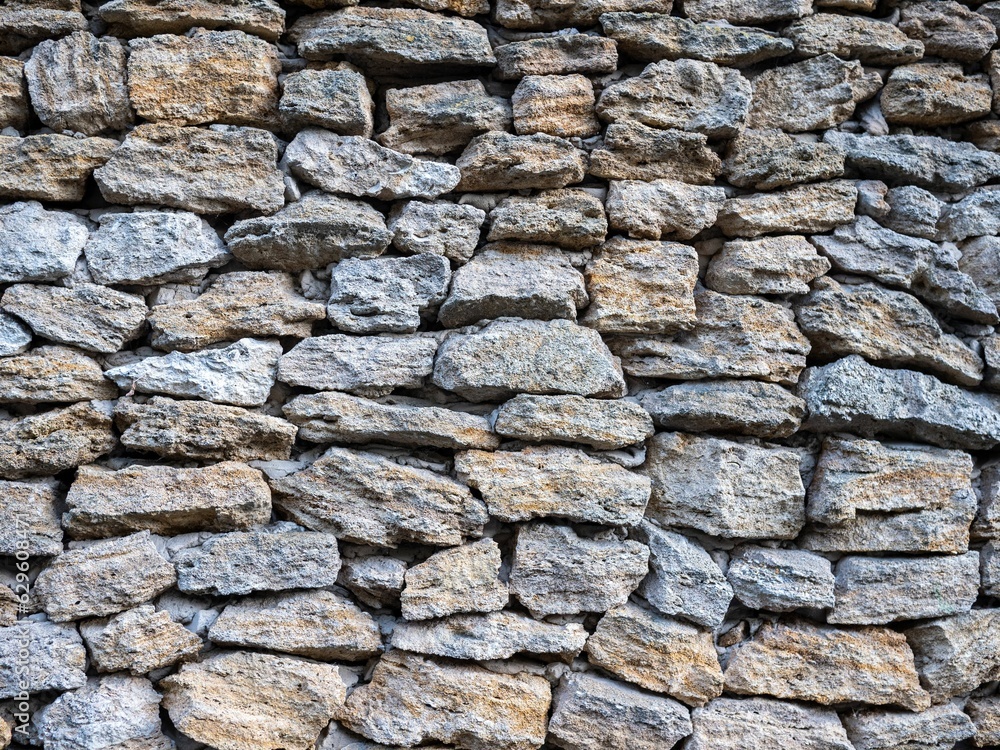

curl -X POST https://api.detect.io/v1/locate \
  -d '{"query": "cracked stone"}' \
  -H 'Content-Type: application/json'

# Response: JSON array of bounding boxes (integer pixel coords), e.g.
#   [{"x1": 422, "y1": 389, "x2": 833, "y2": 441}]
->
[
  {"x1": 782, "y1": 14, "x2": 925, "y2": 65},
  {"x1": 0, "y1": 134, "x2": 116, "y2": 202},
  {"x1": 81, "y1": 605, "x2": 202, "y2": 675},
  {"x1": 400, "y1": 539, "x2": 508, "y2": 620},
  {"x1": 493, "y1": 393, "x2": 653, "y2": 449},
  {"x1": 0, "y1": 345, "x2": 117, "y2": 405},
  {"x1": 882, "y1": 63, "x2": 992, "y2": 127},
  {"x1": 906, "y1": 609, "x2": 1000, "y2": 703},
  {"x1": 705, "y1": 235, "x2": 830, "y2": 295},
  {"x1": 0, "y1": 401, "x2": 117, "y2": 479},
  {"x1": 512, "y1": 74, "x2": 599, "y2": 138},
  {"x1": 0, "y1": 1, "x2": 86, "y2": 55},
  {"x1": 898, "y1": 0, "x2": 997, "y2": 63},
  {"x1": 388, "y1": 200, "x2": 484, "y2": 263},
  {"x1": 589, "y1": 122, "x2": 722, "y2": 184}
]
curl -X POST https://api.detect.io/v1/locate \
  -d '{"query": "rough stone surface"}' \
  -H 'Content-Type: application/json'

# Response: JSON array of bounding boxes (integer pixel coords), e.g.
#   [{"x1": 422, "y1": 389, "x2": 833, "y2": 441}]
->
[
  {"x1": 280, "y1": 67, "x2": 373, "y2": 136},
  {"x1": 722, "y1": 129, "x2": 845, "y2": 191},
  {"x1": 0, "y1": 2, "x2": 86, "y2": 55},
  {"x1": 0, "y1": 401, "x2": 117, "y2": 479},
  {"x1": 705, "y1": 235, "x2": 830, "y2": 295},
  {"x1": 388, "y1": 200, "x2": 484, "y2": 263},
  {"x1": 0, "y1": 202, "x2": 89, "y2": 284},
  {"x1": 588, "y1": 122, "x2": 721, "y2": 184},
  {"x1": 882, "y1": 63, "x2": 992, "y2": 127},
  {"x1": 488, "y1": 189, "x2": 606, "y2": 249},
  {"x1": 0, "y1": 345, "x2": 117, "y2": 405},
  {"x1": 683, "y1": 0, "x2": 809, "y2": 23},
  {"x1": 606, "y1": 178, "x2": 726, "y2": 241},
  {"x1": 99, "y1": 0, "x2": 287, "y2": 40},
  {"x1": 898, "y1": 0, "x2": 997, "y2": 63},
  {"x1": 782, "y1": 14, "x2": 922, "y2": 63},
  {"x1": 513, "y1": 74, "x2": 598, "y2": 138},
  {"x1": 400, "y1": 539, "x2": 507, "y2": 620},
  {"x1": 727, "y1": 546, "x2": 835, "y2": 612},
  {"x1": 81, "y1": 605, "x2": 202, "y2": 674},
  {"x1": 0, "y1": 311, "x2": 31, "y2": 356},
  {"x1": 686, "y1": 697, "x2": 854, "y2": 750},
  {"x1": 0, "y1": 621, "x2": 87, "y2": 699},
  {"x1": 0, "y1": 480, "x2": 63, "y2": 556},
  {"x1": 0, "y1": 57, "x2": 28, "y2": 130},
  {"x1": 456, "y1": 132, "x2": 586, "y2": 191},
  {"x1": 966, "y1": 696, "x2": 1000, "y2": 747},
  {"x1": 842, "y1": 704, "x2": 975, "y2": 750},
  {"x1": 493, "y1": 393, "x2": 653, "y2": 449},
  {"x1": 906, "y1": 609, "x2": 1000, "y2": 703},
  {"x1": 493, "y1": 35, "x2": 618, "y2": 79},
  {"x1": 0, "y1": 135, "x2": 116, "y2": 202},
  {"x1": 716, "y1": 180, "x2": 858, "y2": 238},
  {"x1": 494, "y1": 0, "x2": 671, "y2": 30}
]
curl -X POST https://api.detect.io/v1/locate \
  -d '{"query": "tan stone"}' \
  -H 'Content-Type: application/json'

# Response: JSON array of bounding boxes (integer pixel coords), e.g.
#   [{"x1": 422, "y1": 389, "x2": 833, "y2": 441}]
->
[
  {"x1": 0, "y1": 134, "x2": 116, "y2": 202},
  {"x1": 589, "y1": 122, "x2": 721, "y2": 184},
  {"x1": 883, "y1": 63, "x2": 992, "y2": 126},
  {"x1": 494, "y1": 35, "x2": 618, "y2": 79},
  {"x1": 81, "y1": 605, "x2": 202, "y2": 675},
  {"x1": 0, "y1": 57, "x2": 26, "y2": 130},
  {"x1": 717, "y1": 180, "x2": 858, "y2": 238},
  {"x1": 99, "y1": 0, "x2": 286, "y2": 40},
  {"x1": 0, "y1": 345, "x2": 117, "y2": 405},
  {"x1": 495, "y1": 0, "x2": 671, "y2": 29},
  {"x1": 0, "y1": 401, "x2": 116, "y2": 480},
  {"x1": 722, "y1": 128, "x2": 845, "y2": 191},
  {"x1": 487, "y1": 189, "x2": 606, "y2": 249},
  {"x1": 493, "y1": 393, "x2": 654, "y2": 450},
  {"x1": 607, "y1": 179, "x2": 726, "y2": 240},
  {"x1": 401, "y1": 539, "x2": 508, "y2": 620},
  {"x1": 512, "y1": 74, "x2": 599, "y2": 138},
  {"x1": 705, "y1": 235, "x2": 830, "y2": 295},
  {"x1": 783, "y1": 13, "x2": 924, "y2": 64},
  {"x1": 457, "y1": 132, "x2": 585, "y2": 191}
]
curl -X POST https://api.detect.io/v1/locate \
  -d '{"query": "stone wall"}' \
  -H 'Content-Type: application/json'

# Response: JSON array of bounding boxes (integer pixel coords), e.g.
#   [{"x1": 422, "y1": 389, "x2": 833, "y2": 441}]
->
[{"x1": 2, "y1": 0, "x2": 1000, "y2": 748}]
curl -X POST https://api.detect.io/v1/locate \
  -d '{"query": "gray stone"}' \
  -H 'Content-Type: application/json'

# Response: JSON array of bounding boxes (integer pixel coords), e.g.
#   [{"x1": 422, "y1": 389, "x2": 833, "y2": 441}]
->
[
  {"x1": 0, "y1": 202, "x2": 88, "y2": 284},
  {"x1": 280, "y1": 67, "x2": 373, "y2": 136},
  {"x1": 388, "y1": 200, "x2": 484, "y2": 263},
  {"x1": 80, "y1": 605, "x2": 202, "y2": 675},
  {"x1": 961, "y1": 236, "x2": 1000, "y2": 317},
  {"x1": 400, "y1": 539, "x2": 507, "y2": 620},
  {"x1": 271, "y1": 446, "x2": 487, "y2": 547},
  {"x1": 99, "y1": 0, "x2": 286, "y2": 40},
  {"x1": 512, "y1": 74, "x2": 599, "y2": 138},
  {"x1": 938, "y1": 188, "x2": 1000, "y2": 243},
  {"x1": 510, "y1": 522, "x2": 649, "y2": 618},
  {"x1": 783, "y1": 14, "x2": 925, "y2": 64},
  {"x1": 683, "y1": 0, "x2": 810, "y2": 23},
  {"x1": 966, "y1": 696, "x2": 1000, "y2": 747},
  {"x1": 717, "y1": 180, "x2": 858, "y2": 238},
  {"x1": 0, "y1": 621, "x2": 86, "y2": 699},
  {"x1": 456, "y1": 132, "x2": 586, "y2": 191},
  {"x1": 983, "y1": 542, "x2": 1000, "y2": 595},
  {"x1": 977, "y1": 464, "x2": 1000, "y2": 540},
  {"x1": 727, "y1": 546, "x2": 835, "y2": 612},
  {"x1": 0, "y1": 311, "x2": 30, "y2": 356},
  {"x1": 488, "y1": 189, "x2": 606, "y2": 250},
  {"x1": 494, "y1": 0, "x2": 671, "y2": 30},
  {"x1": 0, "y1": 481, "x2": 62, "y2": 556},
  {"x1": 0, "y1": 1, "x2": 86, "y2": 55},
  {"x1": 494, "y1": 35, "x2": 618, "y2": 80},
  {"x1": 686, "y1": 697, "x2": 854, "y2": 750},
  {"x1": 881, "y1": 185, "x2": 948, "y2": 240},
  {"x1": 588, "y1": 122, "x2": 722, "y2": 184},
  {"x1": 432, "y1": 318, "x2": 626, "y2": 402},
  {"x1": 340, "y1": 555, "x2": 407, "y2": 609},
  {"x1": 709, "y1": 238, "x2": 828, "y2": 298},
  {"x1": 0, "y1": 401, "x2": 117, "y2": 479},
  {"x1": 898, "y1": 0, "x2": 997, "y2": 62},
  {"x1": 722, "y1": 128, "x2": 845, "y2": 191},
  {"x1": 285, "y1": 129, "x2": 460, "y2": 200},
  {"x1": 842, "y1": 704, "x2": 976, "y2": 750},
  {"x1": 606, "y1": 178, "x2": 726, "y2": 240},
  {"x1": 328, "y1": 254, "x2": 450, "y2": 333},
  {"x1": 906, "y1": 609, "x2": 1000, "y2": 702},
  {"x1": 493, "y1": 393, "x2": 653, "y2": 449},
  {"x1": 0, "y1": 345, "x2": 117, "y2": 405},
  {"x1": 882, "y1": 63, "x2": 992, "y2": 127}
]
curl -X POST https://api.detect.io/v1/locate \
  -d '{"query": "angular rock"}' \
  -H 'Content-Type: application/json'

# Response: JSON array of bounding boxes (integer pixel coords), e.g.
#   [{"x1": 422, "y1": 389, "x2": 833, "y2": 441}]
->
[
  {"x1": 586, "y1": 603, "x2": 723, "y2": 706},
  {"x1": 645, "y1": 432, "x2": 805, "y2": 539},
  {"x1": 328, "y1": 254, "x2": 450, "y2": 334},
  {"x1": 0, "y1": 587, "x2": 16, "y2": 627},
  {"x1": 225, "y1": 191, "x2": 391, "y2": 271},
  {"x1": 340, "y1": 650, "x2": 549, "y2": 750},
  {"x1": 488, "y1": 189, "x2": 606, "y2": 249},
  {"x1": 588, "y1": 122, "x2": 721, "y2": 184},
  {"x1": 280, "y1": 67, "x2": 372, "y2": 137},
  {"x1": 512, "y1": 74, "x2": 598, "y2": 138},
  {"x1": 391, "y1": 610, "x2": 586, "y2": 662},
  {"x1": 494, "y1": 0, "x2": 670, "y2": 29},
  {"x1": 798, "y1": 355, "x2": 1000, "y2": 450},
  {"x1": 0, "y1": 621, "x2": 86, "y2": 698},
  {"x1": 174, "y1": 526, "x2": 341, "y2": 596},
  {"x1": 400, "y1": 539, "x2": 507, "y2": 620},
  {"x1": 162, "y1": 650, "x2": 347, "y2": 750},
  {"x1": 94, "y1": 123, "x2": 285, "y2": 214},
  {"x1": 0, "y1": 401, "x2": 116, "y2": 479},
  {"x1": 0, "y1": 311, "x2": 31, "y2": 356},
  {"x1": 437, "y1": 244, "x2": 587, "y2": 327},
  {"x1": 405, "y1": 0, "x2": 489, "y2": 17},
  {"x1": 606, "y1": 178, "x2": 726, "y2": 240},
  {"x1": 0, "y1": 134, "x2": 116, "y2": 202},
  {"x1": 682, "y1": 0, "x2": 810, "y2": 23},
  {"x1": 456, "y1": 446, "x2": 650, "y2": 526},
  {"x1": 548, "y1": 672, "x2": 692, "y2": 750},
  {"x1": 127, "y1": 30, "x2": 280, "y2": 128},
  {"x1": 783, "y1": 14, "x2": 925, "y2": 65},
  {"x1": 842, "y1": 704, "x2": 975, "y2": 750},
  {"x1": 717, "y1": 179, "x2": 858, "y2": 238},
  {"x1": 906, "y1": 609, "x2": 1000, "y2": 702},
  {"x1": 456, "y1": 132, "x2": 585, "y2": 191},
  {"x1": 115, "y1": 396, "x2": 297, "y2": 461},
  {"x1": 961, "y1": 237, "x2": 1000, "y2": 317},
  {"x1": 99, "y1": 0, "x2": 286, "y2": 40},
  {"x1": 493, "y1": 393, "x2": 653, "y2": 449},
  {"x1": 705, "y1": 235, "x2": 831, "y2": 295},
  {"x1": 340, "y1": 554, "x2": 407, "y2": 609},
  {"x1": 0, "y1": 345, "x2": 117, "y2": 405},
  {"x1": 64, "y1": 461, "x2": 271, "y2": 539},
  {"x1": 597, "y1": 59, "x2": 751, "y2": 139},
  {"x1": 278, "y1": 334, "x2": 438, "y2": 395},
  {"x1": 378, "y1": 79, "x2": 511, "y2": 156},
  {"x1": 727, "y1": 546, "x2": 835, "y2": 611},
  {"x1": 285, "y1": 392, "x2": 498, "y2": 450},
  {"x1": 609, "y1": 289, "x2": 811, "y2": 386},
  {"x1": 0, "y1": 202, "x2": 89, "y2": 284},
  {"x1": 388, "y1": 200, "x2": 484, "y2": 263},
  {"x1": 722, "y1": 128, "x2": 844, "y2": 190},
  {"x1": 35, "y1": 532, "x2": 176, "y2": 622},
  {"x1": 271, "y1": 446, "x2": 487, "y2": 547},
  {"x1": 935, "y1": 188, "x2": 1000, "y2": 243},
  {"x1": 209, "y1": 590, "x2": 380, "y2": 661},
  {"x1": 882, "y1": 63, "x2": 992, "y2": 127},
  {"x1": 640, "y1": 380, "x2": 806, "y2": 438},
  {"x1": 983, "y1": 543, "x2": 1000, "y2": 595},
  {"x1": 635, "y1": 522, "x2": 732, "y2": 628},
  {"x1": 81, "y1": 605, "x2": 202, "y2": 674},
  {"x1": 494, "y1": 35, "x2": 618, "y2": 79},
  {"x1": 725, "y1": 619, "x2": 930, "y2": 711},
  {"x1": 898, "y1": 0, "x2": 997, "y2": 62},
  {"x1": 0, "y1": 1, "x2": 87, "y2": 55},
  {"x1": 686, "y1": 697, "x2": 854, "y2": 750},
  {"x1": 25, "y1": 31, "x2": 131, "y2": 135},
  {"x1": 0, "y1": 481, "x2": 62, "y2": 556},
  {"x1": 966, "y1": 696, "x2": 1000, "y2": 747},
  {"x1": 432, "y1": 318, "x2": 626, "y2": 401}
]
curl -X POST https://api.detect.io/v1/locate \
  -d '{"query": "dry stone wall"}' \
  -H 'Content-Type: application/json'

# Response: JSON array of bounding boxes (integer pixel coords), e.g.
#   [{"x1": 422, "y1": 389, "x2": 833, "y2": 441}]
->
[{"x1": 4, "y1": 0, "x2": 1000, "y2": 748}]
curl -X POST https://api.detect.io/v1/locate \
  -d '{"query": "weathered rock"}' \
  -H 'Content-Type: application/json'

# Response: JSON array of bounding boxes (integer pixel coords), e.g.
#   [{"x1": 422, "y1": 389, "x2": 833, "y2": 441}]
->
[
  {"x1": 0, "y1": 202, "x2": 89, "y2": 284},
  {"x1": 225, "y1": 191, "x2": 391, "y2": 271},
  {"x1": 645, "y1": 432, "x2": 805, "y2": 539},
  {"x1": 278, "y1": 334, "x2": 438, "y2": 395},
  {"x1": 0, "y1": 134, "x2": 116, "y2": 202},
  {"x1": 405, "y1": 0, "x2": 488, "y2": 17},
  {"x1": 0, "y1": 621, "x2": 86, "y2": 698},
  {"x1": 388, "y1": 200, "x2": 484, "y2": 263},
  {"x1": 0, "y1": 311, "x2": 30, "y2": 357},
  {"x1": 512, "y1": 74, "x2": 598, "y2": 138},
  {"x1": 0, "y1": 401, "x2": 116, "y2": 479},
  {"x1": 597, "y1": 59, "x2": 751, "y2": 139},
  {"x1": 488, "y1": 189, "x2": 606, "y2": 249},
  {"x1": 115, "y1": 396, "x2": 297, "y2": 461},
  {"x1": 640, "y1": 380, "x2": 806, "y2": 438},
  {"x1": 682, "y1": 0, "x2": 811, "y2": 24},
  {"x1": 795, "y1": 278, "x2": 984, "y2": 387},
  {"x1": 588, "y1": 122, "x2": 721, "y2": 184},
  {"x1": 880, "y1": 185, "x2": 945, "y2": 239},
  {"x1": 0, "y1": 345, "x2": 116, "y2": 405},
  {"x1": 340, "y1": 650, "x2": 549, "y2": 750},
  {"x1": 722, "y1": 129, "x2": 844, "y2": 191},
  {"x1": 209, "y1": 590, "x2": 380, "y2": 661},
  {"x1": 510, "y1": 522, "x2": 649, "y2": 617},
  {"x1": 717, "y1": 179, "x2": 857, "y2": 238},
  {"x1": 328, "y1": 254, "x2": 450, "y2": 333},
  {"x1": 391, "y1": 611, "x2": 586, "y2": 662},
  {"x1": 782, "y1": 14, "x2": 925, "y2": 64},
  {"x1": 64, "y1": 461, "x2": 271, "y2": 539},
  {"x1": 99, "y1": 0, "x2": 286, "y2": 40},
  {"x1": 280, "y1": 67, "x2": 373, "y2": 137},
  {"x1": 824, "y1": 131, "x2": 1000, "y2": 191},
  {"x1": 0, "y1": 481, "x2": 62, "y2": 556},
  {"x1": 606, "y1": 178, "x2": 726, "y2": 240},
  {"x1": 456, "y1": 132, "x2": 585, "y2": 191},
  {"x1": 162, "y1": 650, "x2": 347, "y2": 750},
  {"x1": 456, "y1": 446, "x2": 650, "y2": 526},
  {"x1": 35, "y1": 532, "x2": 176, "y2": 622},
  {"x1": 493, "y1": 393, "x2": 653, "y2": 449},
  {"x1": 842, "y1": 704, "x2": 976, "y2": 750},
  {"x1": 898, "y1": 0, "x2": 997, "y2": 62},
  {"x1": 340, "y1": 554, "x2": 407, "y2": 609},
  {"x1": 174, "y1": 526, "x2": 341, "y2": 596},
  {"x1": 0, "y1": 587, "x2": 16, "y2": 627},
  {"x1": 0, "y1": 58, "x2": 26, "y2": 128},
  {"x1": 401, "y1": 539, "x2": 507, "y2": 620},
  {"x1": 906, "y1": 609, "x2": 1000, "y2": 702},
  {"x1": 25, "y1": 31, "x2": 131, "y2": 135},
  {"x1": 799, "y1": 356, "x2": 1000, "y2": 450},
  {"x1": 935, "y1": 188, "x2": 1000, "y2": 243},
  {"x1": 882, "y1": 63, "x2": 992, "y2": 127},
  {"x1": 548, "y1": 672, "x2": 692, "y2": 750},
  {"x1": 285, "y1": 392, "x2": 498, "y2": 450},
  {"x1": 725, "y1": 619, "x2": 930, "y2": 711},
  {"x1": 961, "y1": 237, "x2": 1000, "y2": 317},
  {"x1": 0, "y1": 716, "x2": 10, "y2": 749},
  {"x1": 0, "y1": 1, "x2": 87, "y2": 55},
  {"x1": 686, "y1": 697, "x2": 853, "y2": 750},
  {"x1": 586, "y1": 602, "x2": 723, "y2": 706},
  {"x1": 379, "y1": 80, "x2": 511, "y2": 156},
  {"x1": 494, "y1": 35, "x2": 618, "y2": 79},
  {"x1": 432, "y1": 318, "x2": 626, "y2": 401},
  {"x1": 635, "y1": 521, "x2": 732, "y2": 628},
  {"x1": 437, "y1": 244, "x2": 587, "y2": 327},
  {"x1": 271, "y1": 446, "x2": 486, "y2": 547},
  {"x1": 290, "y1": 7, "x2": 495, "y2": 73},
  {"x1": 706, "y1": 235, "x2": 830, "y2": 295},
  {"x1": 727, "y1": 546, "x2": 835, "y2": 611},
  {"x1": 983, "y1": 542, "x2": 1000, "y2": 595},
  {"x1": 609, "y1": 289, "x2": 811, "y2": 385},
  {"x1": 495, "y1": 0, "x2": 670, "y2": 29},
  {"x1": 81, "y1": 605, "x2": 202, "y2": 674},
  {"x1": 966, "y1": 696, "x2": 1000, "y2": 746}
]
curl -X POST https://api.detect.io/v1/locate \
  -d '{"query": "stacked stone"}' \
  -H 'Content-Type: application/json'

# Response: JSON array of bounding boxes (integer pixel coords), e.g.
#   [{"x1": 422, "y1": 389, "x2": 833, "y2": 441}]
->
[{"x1": 4, "y1": 0, "x2": 1000, "y2": 748}]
